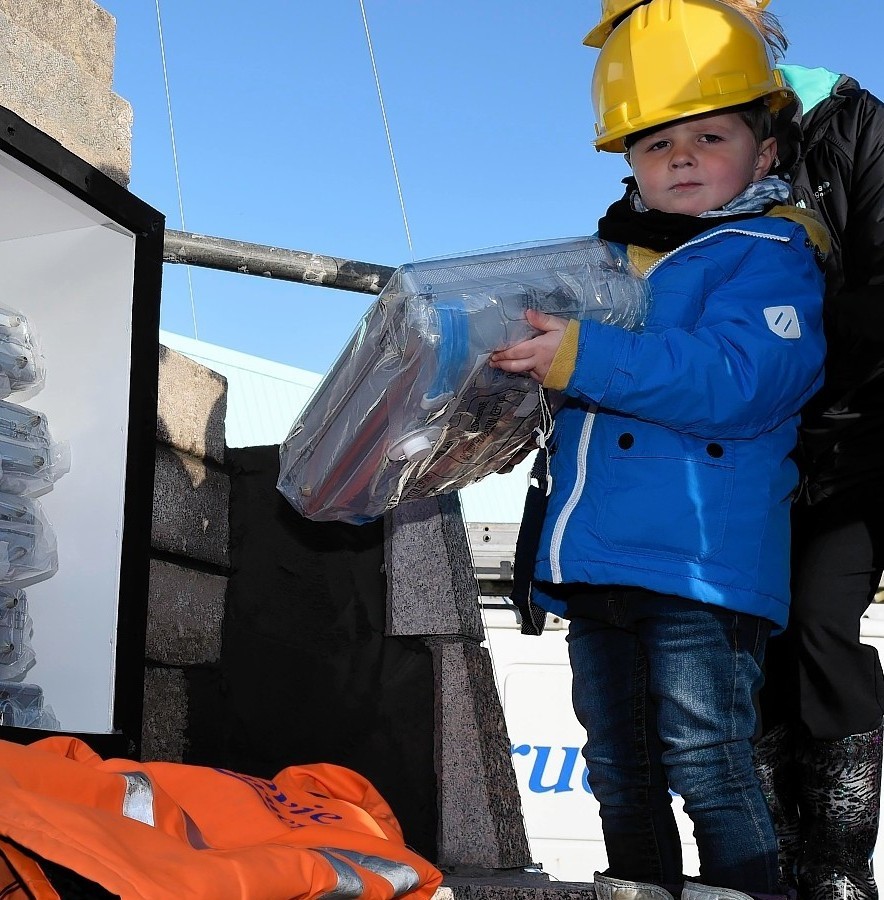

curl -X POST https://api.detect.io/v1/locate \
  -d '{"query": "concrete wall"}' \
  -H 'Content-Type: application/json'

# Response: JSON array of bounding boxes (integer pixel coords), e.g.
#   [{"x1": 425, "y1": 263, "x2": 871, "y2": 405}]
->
[
  {"x1": 0, "y1": 0, "x2": 131, "y2": 185},
  {"x1": 142, "y1": 346, "x2": 230, "y2": 761}
]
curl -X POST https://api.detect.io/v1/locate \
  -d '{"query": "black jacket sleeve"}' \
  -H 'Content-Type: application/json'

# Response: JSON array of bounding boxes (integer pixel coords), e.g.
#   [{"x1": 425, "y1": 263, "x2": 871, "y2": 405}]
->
[{"x1": 826, "y1": 88, "x2": 884, "y2": 346}]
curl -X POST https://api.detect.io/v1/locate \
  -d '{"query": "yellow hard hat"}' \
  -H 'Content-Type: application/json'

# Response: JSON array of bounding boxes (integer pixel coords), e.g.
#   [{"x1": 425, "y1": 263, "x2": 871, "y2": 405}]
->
[
  {"x1": 591, "y1": 0, "x2": 792, "y2": 152},
  {"x1": 583, "y1": 0, "x2": 772, "y2": 48}
]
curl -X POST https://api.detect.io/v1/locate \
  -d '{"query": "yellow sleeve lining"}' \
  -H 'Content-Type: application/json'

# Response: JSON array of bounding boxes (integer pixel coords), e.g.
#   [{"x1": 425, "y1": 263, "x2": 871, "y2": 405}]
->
[{"x1": 543, "y1": 319, "x2": 581, "y2": 391}]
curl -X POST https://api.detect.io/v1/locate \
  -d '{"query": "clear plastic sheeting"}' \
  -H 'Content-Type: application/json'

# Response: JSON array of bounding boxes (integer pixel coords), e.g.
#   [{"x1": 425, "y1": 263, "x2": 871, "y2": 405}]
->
[
  {"x1": 0, "y1": 590, "x2": 34, "y2": 681},
  {"x1": 278, "y1": 237, "x2": 650, "y2": 524},
  {"x1": 0, "y1": 493, "x2": 57, "y2": 587},
  {"x1": 0, "y1": 308, "x2": 45, "y2": 400},
  {"x1": 0, "y1": 400, "x2": 69, "y2": 496}
]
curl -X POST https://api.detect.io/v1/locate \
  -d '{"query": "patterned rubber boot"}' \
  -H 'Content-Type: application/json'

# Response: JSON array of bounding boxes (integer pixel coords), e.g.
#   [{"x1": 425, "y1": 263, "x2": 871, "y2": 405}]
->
[
  {"x1": 753, "y1": 723, "x2": 802, "y2": 890},
  {"x1": 797, "y1": 723, "x2": 884, "y2": 900},
  {"x1": 592, "y1": 872, "x2": 677, "y2": 900}
]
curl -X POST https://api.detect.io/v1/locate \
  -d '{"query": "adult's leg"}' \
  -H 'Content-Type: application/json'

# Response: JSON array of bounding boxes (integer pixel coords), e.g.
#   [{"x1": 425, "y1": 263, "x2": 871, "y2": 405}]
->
[
  {"x1": 781, "y1": 505, "x2": 884, "y2": 740},
  {"x1": 568, "y1": 601, "x2": 683, "y2": 884},
  {"x1": 763, "y1": 504, "x2": 884, "y2": 898}
]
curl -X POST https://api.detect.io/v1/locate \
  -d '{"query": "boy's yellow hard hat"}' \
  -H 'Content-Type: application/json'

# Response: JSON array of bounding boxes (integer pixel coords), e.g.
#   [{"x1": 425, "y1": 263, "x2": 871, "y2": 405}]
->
[
  {"x1": 583, "y1": 0, "x2": 772, "y2": 48},
  {"x1": 591, "y1": 0, "x2": 792, "y2": 152}
]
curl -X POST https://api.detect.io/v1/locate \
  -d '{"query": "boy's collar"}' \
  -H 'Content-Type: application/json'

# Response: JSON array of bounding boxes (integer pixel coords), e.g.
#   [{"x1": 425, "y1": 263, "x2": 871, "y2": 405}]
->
[{"x1": 630, "y1": 175, "x2": 792, "y2": 219}]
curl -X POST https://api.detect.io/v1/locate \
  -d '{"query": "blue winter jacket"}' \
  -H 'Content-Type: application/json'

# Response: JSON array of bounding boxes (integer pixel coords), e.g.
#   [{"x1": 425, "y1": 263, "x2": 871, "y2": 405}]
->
[{"x1": 532, "y1": 213, "x2": 826, "y2": 629}]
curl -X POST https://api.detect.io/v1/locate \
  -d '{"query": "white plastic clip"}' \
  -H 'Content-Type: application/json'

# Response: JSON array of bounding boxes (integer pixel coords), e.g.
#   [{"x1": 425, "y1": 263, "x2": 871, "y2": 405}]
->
[{"x1": 535, "y1": 386, "x2": 554, "y2": 496}]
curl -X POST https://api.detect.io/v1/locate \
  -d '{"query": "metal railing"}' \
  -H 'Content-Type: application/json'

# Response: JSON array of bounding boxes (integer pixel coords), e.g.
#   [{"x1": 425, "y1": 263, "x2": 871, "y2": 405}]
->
[{"x1": 162, "y1": 229, "x2": 396, "y2": 295}]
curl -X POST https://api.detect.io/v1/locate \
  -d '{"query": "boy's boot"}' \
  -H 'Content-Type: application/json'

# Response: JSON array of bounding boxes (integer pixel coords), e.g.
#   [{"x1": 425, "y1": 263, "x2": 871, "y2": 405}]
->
[
  {"x1": 753, "y1": 723, "x2": 802, "y2": 889},
  {"x1": 592, "y1": 873, "x2": 677, "y2": 900},
  {"x1": 681, "y1": 884, "x2": 755, "y2": 900},
  {"x1": 681, "y1": 884, "x2": 795, "y2": 900},
  {"x1": 796, "y1": 722, "x2": 883, "y2": 900}
]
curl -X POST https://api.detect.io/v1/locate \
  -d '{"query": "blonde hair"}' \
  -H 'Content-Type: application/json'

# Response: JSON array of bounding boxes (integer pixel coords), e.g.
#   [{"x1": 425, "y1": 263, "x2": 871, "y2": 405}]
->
[{"x1": 718, "y1": 0, "x2": 789, "y2": 59}]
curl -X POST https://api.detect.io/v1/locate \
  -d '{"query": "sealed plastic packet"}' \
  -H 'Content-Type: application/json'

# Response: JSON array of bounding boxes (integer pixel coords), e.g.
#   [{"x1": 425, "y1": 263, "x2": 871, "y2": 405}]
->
[
  {"x1": 0, "y1": 400, "x2": 69, "y2": 496},
  {"x1": 0, "y1": 308, "x2": 45, "y2": 401},
  {"x1": 278, "y1": 237, "x2": 650, "y2": 524},
  {"x1": 0, "y1": 494, "x2": 58, "y2": 586},
  {"x1": 0, "y1": 590, "x2": 35, "y2": 681}
]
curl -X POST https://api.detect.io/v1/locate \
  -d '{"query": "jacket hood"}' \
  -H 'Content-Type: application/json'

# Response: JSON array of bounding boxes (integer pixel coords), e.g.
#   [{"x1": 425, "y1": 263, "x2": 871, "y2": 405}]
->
[
  {"x1": 773, "y1": 66, "x2": 858, "y2": 175},
  {"x1": 779, "y1": 65, "x2": 841, "y2": 115}
]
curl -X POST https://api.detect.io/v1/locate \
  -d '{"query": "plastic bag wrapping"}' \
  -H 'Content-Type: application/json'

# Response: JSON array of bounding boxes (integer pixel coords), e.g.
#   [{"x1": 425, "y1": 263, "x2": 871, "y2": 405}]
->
[
  {"x1": 0, "y1": 590, "x2": 34, "y2": 681},
  {"x1": 278, "y1": 237, "x2": 650, "y2": 523},
  {"x1": 0, "y1": 494, "x2": 57, "y2": 587},
  {"x1": 0, "y1": 400, "x2": 69, "y2": 496},
  {"x1": 0, "y1": 681, "x2": 58, "y2": 729},
  {"x1": 0, "y1": 308, "x2": 45, "y2": 401}
]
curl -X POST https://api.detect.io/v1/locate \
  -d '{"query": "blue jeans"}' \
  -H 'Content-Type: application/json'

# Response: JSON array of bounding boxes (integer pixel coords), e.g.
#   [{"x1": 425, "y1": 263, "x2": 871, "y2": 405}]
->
[{"x1": 566, "y1": 587, "x2": 778, "y2": 891}]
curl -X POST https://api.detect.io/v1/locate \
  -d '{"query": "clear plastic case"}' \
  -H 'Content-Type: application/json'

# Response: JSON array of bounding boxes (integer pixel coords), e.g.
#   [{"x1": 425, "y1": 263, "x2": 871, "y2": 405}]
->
[
  {"x1": 0, "y1": 589, "x2": 34, "y2": 680},
  {"x1": 0, "y1": 681, "x2": 58, "y2": 729},
  {"x1": 0, "y1": 400, "x2": 69, "y2": 496},
  {"x1": 278, "y1": 237, "x2": 650, "y2": 523},
  {"x1": 0, "y1": 493, "x2": 57, "y2": 586},
  {"x1": 0, "y1": 308, "x2": 45, "y2": 400}
]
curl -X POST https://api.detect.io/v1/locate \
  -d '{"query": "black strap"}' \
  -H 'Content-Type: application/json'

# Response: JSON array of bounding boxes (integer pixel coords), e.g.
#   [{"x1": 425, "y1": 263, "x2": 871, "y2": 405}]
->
[{"x1": 510, "y1": 448, "x2": 549, "y2": 636}]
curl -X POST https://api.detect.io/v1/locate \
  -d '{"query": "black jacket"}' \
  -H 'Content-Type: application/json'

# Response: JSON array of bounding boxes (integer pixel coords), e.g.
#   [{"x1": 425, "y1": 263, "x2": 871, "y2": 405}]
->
[{"x1": 777, "y1": 72, "x2": 884, "y2": 507}]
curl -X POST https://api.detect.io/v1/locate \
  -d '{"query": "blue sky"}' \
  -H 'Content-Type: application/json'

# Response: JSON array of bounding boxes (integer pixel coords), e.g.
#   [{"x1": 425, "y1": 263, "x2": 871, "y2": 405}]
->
[{"x1": 101, "y1": 1, "x2": 881, "y2": 375}]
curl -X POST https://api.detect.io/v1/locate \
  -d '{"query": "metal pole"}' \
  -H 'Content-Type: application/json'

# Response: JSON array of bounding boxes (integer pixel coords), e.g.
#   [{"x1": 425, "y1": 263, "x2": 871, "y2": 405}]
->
[{"x1": 163, "y1": 229, "x2": 397, "y2": 295}]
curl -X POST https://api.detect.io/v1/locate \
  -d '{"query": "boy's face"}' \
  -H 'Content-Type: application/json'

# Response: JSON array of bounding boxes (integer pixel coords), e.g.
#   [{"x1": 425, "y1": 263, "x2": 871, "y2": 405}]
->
[{"x1": 627, "y1": 111, "x2": 777, "y2": 216}]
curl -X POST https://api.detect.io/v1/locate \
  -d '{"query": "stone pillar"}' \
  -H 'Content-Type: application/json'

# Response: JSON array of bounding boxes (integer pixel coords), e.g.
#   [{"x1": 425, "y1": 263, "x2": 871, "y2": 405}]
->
[
  {"x1": 141, "y1": 346, "x2": 230, "y2": 761},
  {"x1": 0, "y1": 0, "x2": 132, "y2": 185},
  {"x1": 386, "y1": 494, "x2": 532, "y2": 870}
]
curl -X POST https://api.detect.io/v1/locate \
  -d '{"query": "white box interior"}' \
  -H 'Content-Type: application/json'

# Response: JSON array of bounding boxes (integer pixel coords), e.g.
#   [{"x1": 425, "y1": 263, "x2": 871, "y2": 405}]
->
[{"x1": 0, "y1": 148, "x2": 137, "y2": 733}]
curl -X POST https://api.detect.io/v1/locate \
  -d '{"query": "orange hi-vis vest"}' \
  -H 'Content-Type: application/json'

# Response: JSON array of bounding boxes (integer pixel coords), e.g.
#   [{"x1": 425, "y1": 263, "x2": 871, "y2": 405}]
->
[{"x1": 0, "y1": 736, "x2": 443, "y2": 900}]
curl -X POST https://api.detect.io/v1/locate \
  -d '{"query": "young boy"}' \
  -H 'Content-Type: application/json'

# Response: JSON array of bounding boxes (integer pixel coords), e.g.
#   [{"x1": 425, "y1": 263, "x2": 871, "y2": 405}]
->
[{"x1": 490, "y1": 0, "x2": 828, "y2": 896}]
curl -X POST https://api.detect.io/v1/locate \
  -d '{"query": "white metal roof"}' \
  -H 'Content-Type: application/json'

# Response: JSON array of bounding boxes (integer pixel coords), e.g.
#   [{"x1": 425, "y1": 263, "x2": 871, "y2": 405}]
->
[
  {"x1": 160, "y1": 331, "x2": 321, "y2": 449},
  {"x1": 159, "y1": 330, "x2": 530, "y2": 524}
]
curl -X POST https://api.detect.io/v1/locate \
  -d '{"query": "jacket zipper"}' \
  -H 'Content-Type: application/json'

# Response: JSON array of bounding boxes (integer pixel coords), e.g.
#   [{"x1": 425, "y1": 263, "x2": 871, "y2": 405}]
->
[
  {"x1": 645, "y1": 228, "x2": 789, "y2": 277},
  {"x1": 548, "y1": 226, "x2": 791, "y2": 580}
]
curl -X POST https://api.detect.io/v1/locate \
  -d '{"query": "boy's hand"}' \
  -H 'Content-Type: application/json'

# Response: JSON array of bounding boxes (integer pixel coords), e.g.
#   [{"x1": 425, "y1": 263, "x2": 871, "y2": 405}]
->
[{"x1": 489, "y1": 309, "x2": 569, "y2": 383}]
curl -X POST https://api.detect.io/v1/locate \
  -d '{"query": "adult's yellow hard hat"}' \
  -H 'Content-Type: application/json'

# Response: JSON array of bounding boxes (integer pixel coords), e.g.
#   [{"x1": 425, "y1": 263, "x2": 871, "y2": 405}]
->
[
  {"x1": 591, "y1": 0, "x2": 792, "y2": 153},
  {"x1": 583, "y1": 0, "x2": 772, "y2": 48}
]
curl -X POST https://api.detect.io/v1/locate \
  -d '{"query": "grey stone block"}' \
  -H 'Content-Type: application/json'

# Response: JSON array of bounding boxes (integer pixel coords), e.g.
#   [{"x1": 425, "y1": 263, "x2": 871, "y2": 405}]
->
[
  {"x1": 431, "y1": 639, "x2": 531, "y2": 869},
  {"x1": 141, "y1": 666, "x2": 188, "y2": 763},
  {"x1": 151, "y1": 445, "x2": 230, "y2": 568},
  {"x1": 158, "y1": 345, "x2": 227, "y2": 465},
  {"x1": 0, "y1": 9, "x2": 131, "y2": 185},
  {"x1": 146, "y1": 558, "x2": 227, "y2": 666},
  {"x1": 437, "y1": 875, "x2": 596, "y2": 900},
  {"x1": 0, "y1": 0, "x2": 116, "y2": 87},
  {"x1": 386, "y1": 494, "x2": 483, "y2": 640}
]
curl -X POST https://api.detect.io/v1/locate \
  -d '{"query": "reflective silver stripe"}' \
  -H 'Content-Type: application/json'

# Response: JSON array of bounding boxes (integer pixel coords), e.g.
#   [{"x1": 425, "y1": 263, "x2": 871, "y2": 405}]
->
[
  {"x1": 315, "y1": 850, "x2": 364, "y2": 900},
  {"x1": 550, "y1": 408, "x2": 596, "y2": 583},
  {"x1": 120, "y1": 772, "x2": 155, "y2": 827},
  {"x1": 331, "y1": 850, "x2": 420, "y2": 897}
]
